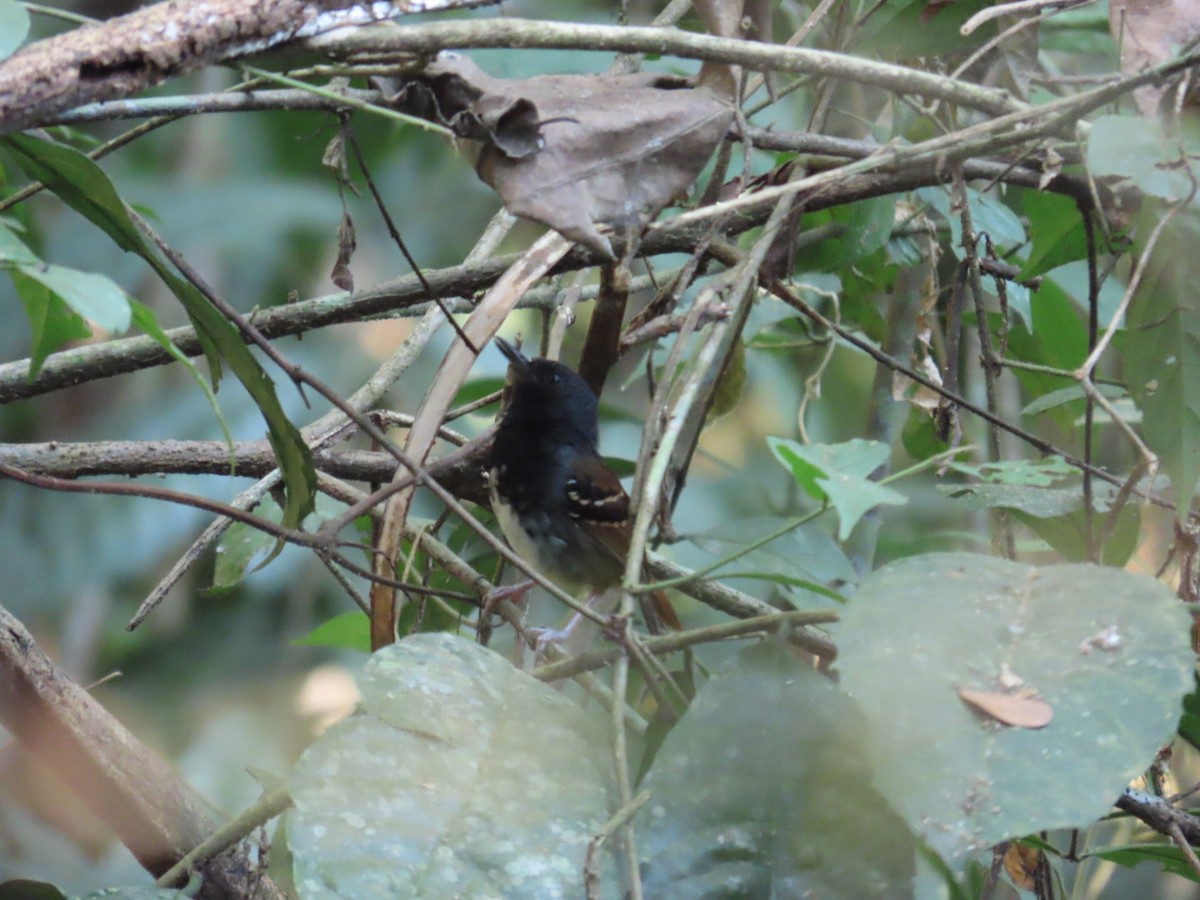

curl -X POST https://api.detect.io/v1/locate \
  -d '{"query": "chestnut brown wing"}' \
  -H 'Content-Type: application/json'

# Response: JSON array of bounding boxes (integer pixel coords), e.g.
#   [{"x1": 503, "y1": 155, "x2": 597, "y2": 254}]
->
[{"x1": 563, "y1": 454, "x2": 681, "y2": 632}]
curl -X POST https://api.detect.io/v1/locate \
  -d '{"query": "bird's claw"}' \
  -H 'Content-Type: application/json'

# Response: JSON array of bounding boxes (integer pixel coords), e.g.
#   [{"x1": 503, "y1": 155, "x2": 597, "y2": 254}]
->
[
  {"x1": 484, "y1": 579, "x2": 533, "y2": 614},
  {"x1": 527, "y1": 609, "x2": 586, "y2": 659},
  {"x1": 527, "y1": 625, "x2": 573, "y2": 658}
]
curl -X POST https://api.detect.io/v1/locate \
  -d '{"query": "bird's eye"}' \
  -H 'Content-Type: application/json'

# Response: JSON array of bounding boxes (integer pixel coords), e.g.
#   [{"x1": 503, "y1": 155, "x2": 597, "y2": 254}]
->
[{"x1": 551, "y1": 372, "x2": 561, "y2": 383}]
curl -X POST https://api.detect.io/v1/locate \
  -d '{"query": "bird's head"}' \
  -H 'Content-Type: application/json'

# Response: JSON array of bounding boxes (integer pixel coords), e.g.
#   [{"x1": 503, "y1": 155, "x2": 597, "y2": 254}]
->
[{"x1": 495, "y1": 337, "x2": 599, "y2": 446}]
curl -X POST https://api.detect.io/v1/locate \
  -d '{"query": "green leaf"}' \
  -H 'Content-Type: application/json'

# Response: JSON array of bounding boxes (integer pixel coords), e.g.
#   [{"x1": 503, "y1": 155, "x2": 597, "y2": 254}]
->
[
  {"x1": 1124, "y1": 209, "x2": 1200, "y2": 512},
  {"x1": 1006, "y1": 279, "x2": 1090, "y2": 431},
  {"x1": 0, "y1": 0, "x2": 30, "y2": 61},
  {"x1": 1022, "y1": 383, "x2": 1125, "y2": 418},
  {"x1": 916, "y1": 843, "x2": 973, "y2": 900},
  {"x1": 292, "y1": 611, "x2": 370, "y2": 652},
  {"x1": 836, "y1": 553, "x2": 1193, "y2": 864},
  {"x1": 0, "y1": 219, "x2": 37, "y2": 264},
  {"x1": 937, "y1": 483, "x2": 1082, "y2": 518},
  {"x1": 706, "y1": 338, "x2": 746, "y2": 422},
  {"x1": 917, "y1": 186, "x2": 1026, "y2": 254},
  {"x1": 2, "y1": 134, "x2": 223, "y2": 377},
  {"x1": 1019, "y1": 190, "x2": 1087, "y2": 279},
  {"x1": 857, "y1": 0, "x2": 994, "y2": 58},
  {"x1": 1088, "y1": 116, "x2": 1195, "y2": 201},
  {"x1": 1014, "y1": 504, "x2": 1141, "y2": 567},
  {"x1": 16, "y1": 262, "x2": 131, "y2": 332},
  {"x1": 802, "y1": 196, "x2": 897, "y2": 272},
  {"x1": 970, "y1": 191, "x2": 1026, "y2": 253},
  {"x1": 689, "y1": 517, "x2": 857, "y2": 597},
  {"x1": 3, "y1": 133, "x2": 316, "y2": 531},
  {"x1": 767, "y1": 436, "x2": 829, "y2": 500},
  {"x1": 769, "y1": 438, "x2": 908, "y2": 539},
  {"x1": 946, "y1": 456, "x2": 1074, "y2": 486},
  {"x1": 213, "y1": 497, "x2": 284, "y2": 590},
  {"x1": 215, "y1": 493, "x2": 349, "y2": 589},
  {"x1": 288, "y1": 634, "x2": 617, "y2": 897},
  {"x1": 1179, "y1": 674, "x2": 1200, "y2": 751},
  {"x1": 453, "y1": 376, "x2": 505, "y2": 407},
  {"x1": 128, "y1": 300, "x2": 235, "y2": 454},
  {"x1": 11, "y1": 269, "x2": 92, "y2": 377},
  {"x1": 1091, "y1": 842, "x2": 1200, "y2": 883},
  {"x1": 1004, "y1": 281, "x2": 1032, "y2": 331},
  {"x1": 641, "y1": 640, "x2": 916, "y2": 898},
  {"x1": 0, "y1": 880, "x2": 66, "y2": 900}
]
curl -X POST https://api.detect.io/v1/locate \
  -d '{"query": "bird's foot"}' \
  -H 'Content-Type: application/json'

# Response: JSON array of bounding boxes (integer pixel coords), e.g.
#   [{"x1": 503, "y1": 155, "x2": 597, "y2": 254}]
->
[
  {"x1": 528, "y1": 612, "x2": 583, "y2": 658},
  {"x1": 484, "y1": 579, "x2": 534, "y2": 614}
]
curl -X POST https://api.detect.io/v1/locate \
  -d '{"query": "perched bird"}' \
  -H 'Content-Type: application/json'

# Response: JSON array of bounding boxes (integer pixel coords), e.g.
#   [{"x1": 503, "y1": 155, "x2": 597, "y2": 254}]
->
[{"x1": 487, "y1": 337, "x2": 680, "y2": 637}]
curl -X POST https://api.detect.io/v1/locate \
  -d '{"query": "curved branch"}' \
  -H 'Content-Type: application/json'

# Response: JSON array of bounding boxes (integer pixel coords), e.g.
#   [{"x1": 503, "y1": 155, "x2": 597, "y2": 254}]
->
[{"x1": 311, "y1": 18, "x2": 1025, "y2": 117}]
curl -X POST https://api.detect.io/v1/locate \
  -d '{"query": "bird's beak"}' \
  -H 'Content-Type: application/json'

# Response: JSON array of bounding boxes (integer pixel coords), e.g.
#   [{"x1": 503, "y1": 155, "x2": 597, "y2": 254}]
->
[{"x1": 495, "y1": 336, "x2": 530, "y2": 376}]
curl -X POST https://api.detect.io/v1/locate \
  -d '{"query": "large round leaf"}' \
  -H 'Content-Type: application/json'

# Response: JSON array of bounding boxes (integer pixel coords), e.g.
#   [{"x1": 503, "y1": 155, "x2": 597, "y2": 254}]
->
[
  {"x1": 288, "y1": 634, "x2": 617, "y2": 898},
  {"x1": 835, "y1": 552, "x2": 1193, "y2": 863},
  {"x1": 641, "y1": 641, "x2": 915, "y2": 898}
]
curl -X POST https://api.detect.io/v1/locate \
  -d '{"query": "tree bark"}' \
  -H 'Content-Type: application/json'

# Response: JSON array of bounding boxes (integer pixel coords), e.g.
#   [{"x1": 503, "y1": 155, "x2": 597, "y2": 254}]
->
[
  {"x1": 0, "y1": 604, "x2": 286, "y2": 897},
  {"x1": 0, "y1": 0, "x2": 492, "y2": 136}
]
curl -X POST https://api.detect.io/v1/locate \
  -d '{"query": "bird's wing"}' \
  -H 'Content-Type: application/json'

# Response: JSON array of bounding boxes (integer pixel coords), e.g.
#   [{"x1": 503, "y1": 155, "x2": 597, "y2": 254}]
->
[{"x1": 563, "y1": 454, "x2": 682, "y2": 632}]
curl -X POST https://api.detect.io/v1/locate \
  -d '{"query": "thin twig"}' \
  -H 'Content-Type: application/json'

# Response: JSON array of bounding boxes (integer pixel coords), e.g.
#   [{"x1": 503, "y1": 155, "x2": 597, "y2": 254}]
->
[
  {"x1": 584, "y1": 791, "x2": 651, "y2": 900},
  {"x1": 953, "y1": 171, "x2": 1015, "y2": 559},
  {"x1": 533, "y1": 610, "x2": 838, "y2": 682},
  {"x1": 1169, "y1": 823, "x2": 1200, "y2": 880},
  {"x1": 960, "y1": 0, "x2": 1092, "y2": 36},
  {"x1": 609, "y1": 634, "x2": 642, "y2": 900},
  {"x1": 156, "y1": 787, "x2": 294, "y2": 889}
]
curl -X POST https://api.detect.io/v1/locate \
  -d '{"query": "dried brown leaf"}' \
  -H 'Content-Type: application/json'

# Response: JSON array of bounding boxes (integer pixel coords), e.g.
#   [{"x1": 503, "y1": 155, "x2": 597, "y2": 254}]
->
[
  {"x1": 386, "y1": 53, "x2": 733, "y2": 257},
  {"x1": 958, "y1": 687, "x2": 1054, "y2": 729},
  {"x1": 695, "y1": 0, "x2": 744, "y2": 98},
  {"x1": 1110, "y1": 0, "x2": 1200, "y2": 116},
  {"x1": 1003, "y1": 842, "x2": 1042, "y2": 891},
  {"x1": 322, "y1": 129, "x2": 349, "y2": 179},
  {"x1": 330, "y1": 209, "x2": 356, "y2": 292}
]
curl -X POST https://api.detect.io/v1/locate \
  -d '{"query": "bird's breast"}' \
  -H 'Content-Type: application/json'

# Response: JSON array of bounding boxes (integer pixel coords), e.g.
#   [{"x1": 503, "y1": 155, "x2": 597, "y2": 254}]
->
[{"x1": 488, "y1": 466, "x2": 568, "y2": 578}]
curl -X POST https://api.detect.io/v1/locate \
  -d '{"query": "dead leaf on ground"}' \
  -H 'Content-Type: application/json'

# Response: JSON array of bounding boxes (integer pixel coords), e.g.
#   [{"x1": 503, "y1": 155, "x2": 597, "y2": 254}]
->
[
  {"x1": 1110, "y1": 0, "x2": 1200, "y2": 116},
  {"x1": 958, "y1": 686, "x2": 1054, "y2": 729},
  {"x1": 377, "y1": 53, "x2": 733, "y2": 258}
]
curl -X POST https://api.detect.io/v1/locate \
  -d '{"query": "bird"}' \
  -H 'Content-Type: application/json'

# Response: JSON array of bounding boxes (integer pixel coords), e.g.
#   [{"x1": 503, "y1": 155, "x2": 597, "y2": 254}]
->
[{"x1": 487, "y1": 337, "x2": 681, "y2": 640}]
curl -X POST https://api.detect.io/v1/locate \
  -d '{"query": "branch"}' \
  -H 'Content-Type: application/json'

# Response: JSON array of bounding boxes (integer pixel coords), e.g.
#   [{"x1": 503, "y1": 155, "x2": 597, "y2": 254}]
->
[
  {"x1": 0, "y1": 0, "x2": 495, "y2": 135},
  {"x1": 44, "y1": 85, "x2": 385, "y2": 126},
  {"x1": 311, "y1": 18, "x2": 1024, "y2": 117},
  {"x1": 0, "y1": 603, "x2": 286, "y2": 897},
  {"x1": 533, "y1": 610, "x2": 839, "y2": 682},
  {"x1": 1116, "y1": 788, "x2": 1200, "y2": 846},
  {"x1": 0, "y1": 138, "x2": 1098, "y2": 406},
  {"x1": 0, "y1": 439, "x2": 488, "y2": 501}
]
